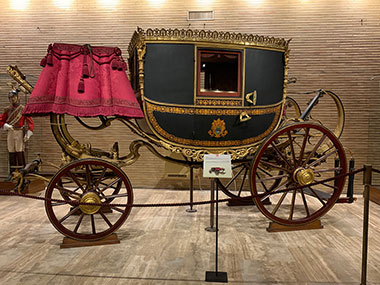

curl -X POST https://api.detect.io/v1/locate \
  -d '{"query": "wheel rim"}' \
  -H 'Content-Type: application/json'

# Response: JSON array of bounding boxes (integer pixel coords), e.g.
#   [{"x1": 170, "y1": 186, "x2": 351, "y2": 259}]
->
[
  {"x1": 250, "y1": 123, "x2": 347, "y2": 226},
  {"x1": 45, "y1": 159, "x2": 133, "y2": 241}
]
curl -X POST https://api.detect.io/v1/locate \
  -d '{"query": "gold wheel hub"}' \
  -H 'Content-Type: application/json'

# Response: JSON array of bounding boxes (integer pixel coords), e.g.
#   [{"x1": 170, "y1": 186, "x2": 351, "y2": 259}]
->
[
  {"x1": 79, "y1": 192, "x2": 101, "y2": 214},
  {"x1": 294, "y1": 168, "x2": 315, "y2": 186}
]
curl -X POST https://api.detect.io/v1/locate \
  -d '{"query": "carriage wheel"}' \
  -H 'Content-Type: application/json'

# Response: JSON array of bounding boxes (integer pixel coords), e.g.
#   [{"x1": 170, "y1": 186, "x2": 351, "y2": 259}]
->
[
  {"x1": 45, "y1": 159, "x2": 133, "y2": 241},
  {"x1": 250, "y1": 122, "x2": 347, "y2": 226},
  {"x1": 217, "y1": 161, "x2": 251, "y2": 199}
]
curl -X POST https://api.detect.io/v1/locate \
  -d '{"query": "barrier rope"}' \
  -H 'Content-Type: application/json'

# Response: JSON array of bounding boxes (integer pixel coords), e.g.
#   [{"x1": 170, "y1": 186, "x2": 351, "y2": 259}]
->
[{"x1": 0, "y1": 167, "x2": 366, "y2": 209}]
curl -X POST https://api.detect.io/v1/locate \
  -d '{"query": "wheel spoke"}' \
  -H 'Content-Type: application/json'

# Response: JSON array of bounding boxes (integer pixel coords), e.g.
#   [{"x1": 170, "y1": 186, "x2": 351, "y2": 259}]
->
[
  {"x1": 270, "y1": 142, "x2": 292, "y2": 168},
  {"x1": 302, "y1": 134, "x2": 327, "y2": 167},
  {"x1": 225, "y1": 165, "x2": 246, "y2": 189},
  {"x1": 258, "y1": 165, "x2": 275, "y2": 177},
  {"x1": 99, "y1": 177, "x2": 121, "y2": 194},
  {"x1": 300, "y1": 188, "x2": 311, "y2": 217},
  {"x1": 90, "y1": 214, "x2": 96, "y2": 234},
  {"x1": 85, "y1": 165, "x2": 91, "y2": 191},
  {"x1": 256, "y1": 172, "x2": 269, "y2": 193},
  {"x1": 308, "y1": 149, "x2": 338, "y2": 168},
  {"x1": 257, "y1": 173, "x2": 289, "y2": 182},
  {"x1": 237, "y1": 167, "x2": 249, "y2": 197},
  {"x1": 288, "y1": 189, "x2": 297, "y2": 220},
  {"x1": 94, "y1": 167, "x2": 107, "y2": 189},
  {"x1": 55, "y1": 184, "x2": 81, "y2": 199},
  {"x1": 306, "y1": 186, "x2": 327, "y2": 206},
  {"x1": 66, "y1": 170, "x2": 86, "y2": 192},
  {"x1": 297, "y1": 127, "x2": 310, "y2": 165},
  {"x1": 109, "y1": 206, "x2": 126, "y2": 214},
  {"x1": 271, "y1": 191, "x2": 288, "y2": 215},
  {"x1": 287, "y1": 131, "x2": 297, "y2": 167},
  {"x1": 99, "y1": 211, "x2": 113, "y2": 227},
  {"x1": 259, "y1": 160, "x2": 290, "y2": 173},
  {"x1": 259, "y1": 179, "x2": 289, "y2": 201},
  {"x1": 58, "y1": 206, "x2": 80, "y2": 223},
  {"x1": 313, "y1": 167, "x2": 341, "y2": 174},
  {"x1": 73, "y1": 213, "x2": 85, "y2": 233},
  {"x1": 103, "y1": 193, "x2": 129, "y2": 199}
]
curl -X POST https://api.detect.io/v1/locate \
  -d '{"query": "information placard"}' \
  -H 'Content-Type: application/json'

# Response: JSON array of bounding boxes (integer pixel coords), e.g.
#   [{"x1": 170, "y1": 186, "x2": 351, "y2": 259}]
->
[{"x1": 203, "y1": 154, "x2": 232, "y2": 178}]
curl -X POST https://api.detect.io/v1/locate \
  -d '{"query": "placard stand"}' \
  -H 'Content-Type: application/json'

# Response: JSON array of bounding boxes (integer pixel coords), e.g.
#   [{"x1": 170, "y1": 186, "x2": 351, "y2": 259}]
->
[
  {"x1": 205, "y1": 178, "x2": 228, "y2": 283},
  {"x1": 205, "y1": 179, "x2": 216, "y2": 232}
]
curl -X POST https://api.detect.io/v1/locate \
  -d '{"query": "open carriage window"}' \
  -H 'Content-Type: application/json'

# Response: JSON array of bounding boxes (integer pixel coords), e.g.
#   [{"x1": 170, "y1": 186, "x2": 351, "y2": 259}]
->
[{"x1": 197, "y1": 50, "x2": 241, "y2": 97}]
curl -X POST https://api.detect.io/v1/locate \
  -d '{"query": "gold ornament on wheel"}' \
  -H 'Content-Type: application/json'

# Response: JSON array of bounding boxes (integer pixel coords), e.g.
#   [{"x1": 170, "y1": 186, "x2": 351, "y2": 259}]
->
[{"x1": 208, "y1": 118, "x2": 228, "y2": 138}]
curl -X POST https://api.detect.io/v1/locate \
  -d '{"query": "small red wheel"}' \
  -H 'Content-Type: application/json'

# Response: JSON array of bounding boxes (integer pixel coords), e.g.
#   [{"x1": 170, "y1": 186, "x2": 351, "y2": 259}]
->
[
  {"x1": 45, "y1": 159, "x2": 133, "y2": 241},
  {"x1": 250, "y1": 122, "x2": 347, "y2": 226}
]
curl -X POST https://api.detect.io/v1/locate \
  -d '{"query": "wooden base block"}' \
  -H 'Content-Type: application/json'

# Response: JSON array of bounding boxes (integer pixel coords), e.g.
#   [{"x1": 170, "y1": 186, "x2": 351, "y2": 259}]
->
[
  {"x1": 369, "y1": 186, "x2": 380, "y2": 206},
  {"x1": 267, "y1": 219, "x2": 323, "y2": 232},
  {"x1": 60, "y1": 233, "x2": 120, "y2": 249}
]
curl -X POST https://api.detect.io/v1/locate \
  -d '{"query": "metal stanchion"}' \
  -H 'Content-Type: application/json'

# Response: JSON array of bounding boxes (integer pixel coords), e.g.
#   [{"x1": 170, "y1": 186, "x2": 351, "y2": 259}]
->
[
  {"x1": 361, "y1": 165, "x2": 372, "y2": 285},
  {"x1": 205, "y1": 179, "x2": 216, "y2": 232},
  {"x1": 186, "y1": 166, "x2": 197, "y2": 213},
  {"x1": 205, "y1": 179, "x2": 228, "y2": 283},
  {"x1": 347, "y1": 158, "x2": 355, "y2": 202}
]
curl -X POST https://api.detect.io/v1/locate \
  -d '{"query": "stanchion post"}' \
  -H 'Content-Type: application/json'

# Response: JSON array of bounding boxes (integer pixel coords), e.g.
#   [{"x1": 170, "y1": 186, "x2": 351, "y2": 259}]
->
[
  {"x1": 205, "y1": 179, "x2": 216, "y2": 232},
  {"x1": 361, "y1": 165, "x2": 372, "y2": 285},
  {"x1": 347, "y1": 158, "x2": 355, "y2": 202},
  {"x1": 205, "y1": 179, "x2": 228, "y2": 283},
  {"x1": 334, "y1": 158, "x2": 340, "y2": 188},
  {"x1": 186, "y1": 166, "x2": 197, "y2": 213}
]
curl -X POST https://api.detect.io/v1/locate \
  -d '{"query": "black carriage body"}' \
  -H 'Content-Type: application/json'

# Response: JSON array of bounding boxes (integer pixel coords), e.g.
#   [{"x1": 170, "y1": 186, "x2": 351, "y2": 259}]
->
[{"x1": 128, "y1": 28, "x2": 290, "y2": 156}]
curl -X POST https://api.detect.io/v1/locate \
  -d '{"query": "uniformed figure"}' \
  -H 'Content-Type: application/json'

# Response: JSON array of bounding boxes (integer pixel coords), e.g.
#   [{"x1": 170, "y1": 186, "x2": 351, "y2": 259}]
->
[{"x1": 0, "y1": 89, "x2": 34, "y2": 181}]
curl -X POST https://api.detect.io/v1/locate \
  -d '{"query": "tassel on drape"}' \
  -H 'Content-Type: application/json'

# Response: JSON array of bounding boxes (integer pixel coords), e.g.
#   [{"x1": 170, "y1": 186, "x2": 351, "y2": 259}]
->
[
  {"x1": 82, "y1": 63, "x2": 89, "y2": 78},
  {"x1": 111, "y1": 58, "x2": 118, "y2": 70},
  {"x1": 46, "y1": 53, "x2": 53, "y2": 66},
  {"x1": 78, "y1": 78, "x2": 85, "y2": 93},
  {"x1": 40, "y1": 56, "x2": 47, "y2": 67}
]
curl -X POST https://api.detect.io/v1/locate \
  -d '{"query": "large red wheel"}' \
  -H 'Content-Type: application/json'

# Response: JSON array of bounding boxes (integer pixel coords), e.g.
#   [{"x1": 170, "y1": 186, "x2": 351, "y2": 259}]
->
[
  {"x1": 250, "y1": 122, "x2": 347, "y2": 226},
  {"x1": 45, "y1": 159, "x2": 133, "y2": 241}
]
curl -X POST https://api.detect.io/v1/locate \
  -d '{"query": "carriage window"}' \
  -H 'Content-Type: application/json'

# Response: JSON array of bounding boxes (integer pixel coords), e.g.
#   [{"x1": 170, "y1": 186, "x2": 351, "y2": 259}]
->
[{"x1": 197, "y1": 50, "x2": 241, "y2": 97}]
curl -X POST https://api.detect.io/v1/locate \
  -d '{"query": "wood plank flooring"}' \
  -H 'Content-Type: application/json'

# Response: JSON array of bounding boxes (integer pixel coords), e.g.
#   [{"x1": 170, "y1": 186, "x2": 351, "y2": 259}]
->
[{"x1": 0, "y1": 188, "x2": 379, "y2": 284}]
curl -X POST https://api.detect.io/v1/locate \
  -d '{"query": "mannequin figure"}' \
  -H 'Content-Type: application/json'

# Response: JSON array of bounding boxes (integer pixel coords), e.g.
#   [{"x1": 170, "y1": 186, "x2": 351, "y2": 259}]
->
[{"x1": 0, "y1": 89, "x2": 34, "y2": 181}]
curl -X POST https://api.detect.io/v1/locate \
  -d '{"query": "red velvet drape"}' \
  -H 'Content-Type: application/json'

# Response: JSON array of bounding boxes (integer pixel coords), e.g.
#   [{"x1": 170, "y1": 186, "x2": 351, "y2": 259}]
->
[{"x1": 23, "y1": 43, "x2": 144, "y2": 118}]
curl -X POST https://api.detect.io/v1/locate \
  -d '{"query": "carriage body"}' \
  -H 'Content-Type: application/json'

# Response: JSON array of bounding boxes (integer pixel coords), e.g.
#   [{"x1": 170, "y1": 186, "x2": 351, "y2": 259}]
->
[{"x1": 128, "y1": 28, "x2": 290, "y2": 160}]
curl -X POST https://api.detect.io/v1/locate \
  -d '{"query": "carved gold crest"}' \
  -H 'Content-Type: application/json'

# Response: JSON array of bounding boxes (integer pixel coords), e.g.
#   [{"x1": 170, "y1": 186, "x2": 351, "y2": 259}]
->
[{"x1": 208, "y1": 118, "x2": 228, "y2": 138}]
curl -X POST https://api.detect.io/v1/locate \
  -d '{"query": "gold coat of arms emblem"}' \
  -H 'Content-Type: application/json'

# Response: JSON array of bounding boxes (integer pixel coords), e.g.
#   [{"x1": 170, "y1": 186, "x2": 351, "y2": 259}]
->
[{"x1": 208, "y1": 118, "x2": 228, "y2": 138}]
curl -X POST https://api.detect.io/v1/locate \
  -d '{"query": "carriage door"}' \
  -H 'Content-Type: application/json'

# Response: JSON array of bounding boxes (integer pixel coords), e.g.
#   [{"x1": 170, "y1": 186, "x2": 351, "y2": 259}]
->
[{"x1": 244, "y1": 48, "x2": 285, "y2": 107}]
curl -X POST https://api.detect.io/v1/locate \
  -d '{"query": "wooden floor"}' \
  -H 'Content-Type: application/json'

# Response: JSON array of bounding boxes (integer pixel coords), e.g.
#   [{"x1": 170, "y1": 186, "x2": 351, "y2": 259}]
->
[{"x1": 0, "y1": 188, "x2": 379, "y2": 284}]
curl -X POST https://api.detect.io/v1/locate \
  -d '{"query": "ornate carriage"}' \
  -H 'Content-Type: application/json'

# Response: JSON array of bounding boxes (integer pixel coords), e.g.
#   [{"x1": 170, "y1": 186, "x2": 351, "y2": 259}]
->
[{"x1": 7, "y1": 27, "x2": 347, "y2": 241}]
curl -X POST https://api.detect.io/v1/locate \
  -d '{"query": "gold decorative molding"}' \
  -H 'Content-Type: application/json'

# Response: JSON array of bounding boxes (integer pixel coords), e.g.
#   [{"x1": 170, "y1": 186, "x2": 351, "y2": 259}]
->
[
  {"x1": 196, "y1": 99, "x2": 241, "y2": 107},
  {"x1": 144, "y1": 101, "x2": 282, "y2": 148},
  {"x1": 130, "y1": 27, "x2": 290, "y2": 51}
]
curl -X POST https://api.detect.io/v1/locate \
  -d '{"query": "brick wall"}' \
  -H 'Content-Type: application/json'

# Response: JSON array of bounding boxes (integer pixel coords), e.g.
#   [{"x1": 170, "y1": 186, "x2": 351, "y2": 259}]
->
[{"x1": 0, "y1": 0, "x2": 379, "y2": 191}]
